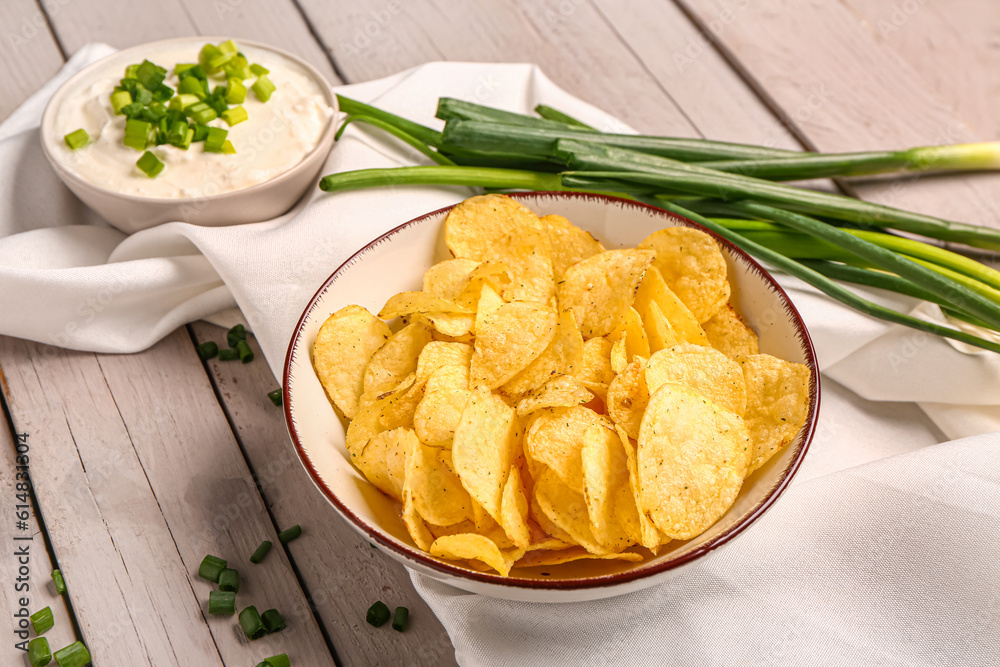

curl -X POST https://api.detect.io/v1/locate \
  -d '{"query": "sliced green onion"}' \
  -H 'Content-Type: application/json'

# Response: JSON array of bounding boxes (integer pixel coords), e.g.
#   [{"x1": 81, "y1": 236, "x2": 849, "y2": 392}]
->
[
  {"x1": 151, "y1": 83, "x2": 174, "y2": 103},
  {"x1": 124, "y1": 63, "x2": 139, "y2": 79},
  {"x1": 135, "y1": 59, "x2": 167, "y2": 89},
  {"x1": 192, "y1": 124, "x2": 210, "y2": 142},
  {"x1": 131, "y1": 83, "x2": 153, "y2": 106},
  {"x1": 227, "y1": 324, "x2": 247, "y2": 347},
  {"x1": 169, "y1": 93, "x2": 201, "y2": 111},
  {"x1": 30, "y1": 607, "x2": 53, "y2": 634},
  {"x1": 262, "y1": 654, "x2": 290, "y2": 667},
  {"x1": 136, "y1": 151, "x2": 164, "y2": 178},
  {"x1": 534, "y1": 104, "x2": 596, "y2": 130},
  {"x1": 64, "y1": 129, "x2": 89, "y2": 150},
  {"x1": 221, "y1": 106, "x2": 248, "y2": 126},
  {"x1": 28, "y1": 637, "x2": 51, "y2": 667},
  {"x1": 52, "y1": 641, "x2": 90, "y2": 667},
  {"x1": 174, "y1": 62, "x2": 197, "y2": 76},
  {"x1": 278, "y1": 524, "x2": 301, "y2": 544},
  {"x1": 239, "y1": 605, "x2": 267, "y2": 640},
  {"x1": 222, "y1": 55, "x2": 251, "y2": 80},
  {"x1": 110, "y1": 89, "x2": 133, "y2": 114},
  {"x1": 166, "y1": 119, "x2": 189, "y2": 146},
  {"x1": 218, "y1": 348, "x2": 239, "y2": 361},
  {"x1": 261, "y1": 608, "x2": 286, "y2": 633},
  {"x1": 204, "y1": 127, "x2": 229, "y2": 152},
  {"x1": 51, "y1": 570, "x2": 66, "y2": 595},
  {"x1": 225, "y1": 78, "x2": 246, "y2": 105},
  {"x1": 123, "y1": 118, "x2": 151, "y2": 150},
  {"x1": 185, "y1": 102, "x2": 218, "y2": 125},
  {"x1": 251, "y1": 74, "x2": 276, "y2": 102},
  {"x1": 218, "y1": 567, "x2": 240, "y2": 593},
  {"x1": 120, "y1": 102, "x2": 145, "y2": 119},
  {"x1": 235, "y1": 340, "x2": 253, "y2": 363},
  {"x1": 267, "y1": 390, "x2": 282, "y2": 407},
  {"x1": 196, "y1": 341, "x2": 218, "y2": 360},
  {"x1": 221, "y1": 140, "x2": 236, "y2": 155},
  {"x1": 392, "y1": 606, "x2": 409, "y2": 632},
  {"x1": 208, "y1": 590, "x2": 236, "y2": 615},
  {"x1": 141, "y1": 103, "x2": 167, "y2": 123},
  {"x1": 198, "y1": 554, "x2": 227, "y2": 582},
  {"x1": 366, "y1": 601, "x2": 390, "y2": 627},
  {"x1": 250, "y1": 540, "x2": 272, "y2": 563},
  {"x1": 250, "y1": 63, "x2": 269, "y2": 76},
  {"x1": 217, "y1": 39, "x2": 238, "y2": 54},
  {"x1": 199, "y1": 44, "x2": 225, "y2": 73},
  {"x1": 178, "y1": 75, "x2": 208, "y2": 99}
]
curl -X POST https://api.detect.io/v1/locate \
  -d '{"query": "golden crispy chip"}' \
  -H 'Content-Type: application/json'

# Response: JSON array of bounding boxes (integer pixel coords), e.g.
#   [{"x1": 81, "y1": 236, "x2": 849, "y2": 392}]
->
[
  {"x1": 419, "y1": 311, "x2": 476, "y2": 337},
  {"x1": 616, "y1": 425, "x2": 665, "y2": 551},
  {"x1": 575, "y1": 336, "x2": 615, "y2": 399},
  {"x1": 639, "y1": 226, "x2": 730, "y2": 323},
  {"x1": 558, "y1": 249, "x2": 655, "y2": 338},
  {"x1": 500, "y1": 466, "x2": 532, "y2": 550},
  {"x1": 379, "y1": 291, "x2": 473, "y2": 320},
  {"x1": 355, "y1": 427, "x2": 418, "y2": 502},
  {"x1": 515, "y1": 375, "x2": 594, "y2": 418},
  {"x1": 500, "y1": 309, "x2": 583, "y2": 401},
  {"x1": 312, "y1": 305, "x2": 391, "y2": 419},
  {"x1": 606, "y1": 359, "x2": 650, "y2": 441},
  {"x1": 640, "y1": 299, "x2": 680, "y2": 354},
  {"x1": 646, "y1": 343, "x2": 747, "y2": 416},
  {"x1": 740, "y1": 354, "x2": 811, "y2": 473},
  {"x1": 534, "y1": 468, "x2": 612, "y2": 555},
  {"x1": 429, "y1": 533, "x2": 521, "y2": 577},
  {"x1": 471, "y1": 301, "x2": 558, "y2": 389},
  {"x1": 540, "y1": 213, "x2": 605, "y2": 280},
  {"x1": 415, "y1": 342, "x2": 473, "y2": 384},
  {"x1": 379, "y1": 376, "x2": 425, "y2": 431},
  {"x1": 474, "y1": 282, "x2": 506, "y2": 335},
  {"x1": 423, "y1": 258, "x2": 481, "y2": 299},
  {"x1": 704, "y1": 303, "x2": 760, "y2": 360},
  {"x1": 454, "y1": 261, "x2": 512, "y2": 309},
  {"x1": 452, "y1": 387, "x2": 520, "y2": 523},
  {"x1": 638, "y1": 384, "x2": 751, "y2": 540},
  {"x1": 581, "y1": 424, "x2": 633, "y2": 550},
  {"x1": 634, "y1": 266, "x2": 708, "y2": 347},
  {"x1": 609, "y1": 307, "x2": 650, "y2": 365},
  {"x1": 524, "y1": 406, "x2": 610, "y2": 494},
  {"x1": 516, "y1": 547, "x2": 643, "y2": 568},
  {"x1": 413, "y1": 365, "x2": 472, "y2": 447},
  {"x1": 363, "y1": 321, "x2": 432, "y2": 395},
  {"x1": 403, "y1": 485, "x2": 435, "y2": 551},
  {"x1": 408, "y1": 440, "x2": 474, "y2": 526},
  {"x1": 610, "y1": 333, "x2": 628, "y2": 376},
  {"x1": 346, "y1": 375, "x2": 416, "y2": 458}
]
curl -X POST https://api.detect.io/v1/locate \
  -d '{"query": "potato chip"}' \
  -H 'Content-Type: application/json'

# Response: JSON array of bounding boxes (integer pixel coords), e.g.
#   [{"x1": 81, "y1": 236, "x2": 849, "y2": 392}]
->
[
  {"x1": 616, "y1": 425, "x2": 665, "y2": 551},
  {"x1": 429, "y1": 533, "x2": 520, "y2": 577},
  {"x1": 740, "y1": 354, "x2": 811, "y2": 473},
  {"x1": 452, "y1": 387, "x2": 520, "y2": 523},
  {"x1": 646, "y1": 343, "x2": 747, "y2": 416},
  {"x1": 500, "y1": 466, "x2": 532, "y2": 550},
  {"x1": 415, "y1": 342, "x2": 473, "y2": 384},
  {"x1": 378, "y1": 291, "x2": 473, "y2": 320},
  {"x1": 634, "y1": 266, "x2": 708, "y2": 347},
  {"x1": 639, "y1": 226, "x2": 730, "y2": 323},
  {"x1": 363, "y1": 321, "x2": 432, "y2": 395},
  {"x1": 414, "y1": 365, "x2": 472, "y2": 447},
  {"x1": 539, "y1": 213, "x2": 605, "y2": 279},
  {"x1": 524, "y1": 406, "x2": 610, "y2": 494},
  {"x1": 640, "y1": 299, "x2": 680, "y2": 354},
  {"x1": 403, "y1": 485, "x2": 435, "y2": 552},
  {"x1": 355, "y1": 427, "x2": 417, "y2": 502},
  {"x1": 638, "y1": 384, "x2": 751, "y2": 540},
  {"x1": 408, "y1": 440, "x2": 474, "y2": 526},
  {"x1": 581, "y1": 424, "x2": 633, "y2": 550},
  {"x1": 575, "y1": 336, "x2": 615, "y2": 399},
  {"x1": 609, "y1": 307, "x2": 650, "y2": 365},
  {"x1": 500, "y1": 309, "x2": 583, "y2": 401},
  {"x1": 471, "y1": 301, "x2": 557, "y2": 389},
  {"x1": 474, "y1": 282, "x2": 506, "y2": 335},
  {"x1": 454, "y1": 261, "x2": 512, "y2": 309},
  {"x1": 557, "y1": 249, "x2": 654, "y2": 338},
  {"x1": 423, "y1": 258, "x2": 480, "y2": 299},
  {"x1": 703, "y1": 303, "x2": 760, "y2": 360},
  {"x1": 606, "y1": 359, "x2": 650, "y2": 441},
  {"x1": 379, "y1": 377, "x2": 425, "y2": 431},
  {"x1": 533, "y1": 468, "x2": 612, "y2": 555},
  {"x1": 516, "y1": 547, "x2": 643, "y2": 568},
  {"x1": 346, "y1": 374, "x2": 415, "y2": 458},
  {"x1": 312, "y1": 305, "x2": 391, "y2": 419},
  {"x1": 419, "y1": 311, "x2": 476, "y2": 337},
  {"x1": 515, "y1": 375, "x2": 594, "y2": 418}
]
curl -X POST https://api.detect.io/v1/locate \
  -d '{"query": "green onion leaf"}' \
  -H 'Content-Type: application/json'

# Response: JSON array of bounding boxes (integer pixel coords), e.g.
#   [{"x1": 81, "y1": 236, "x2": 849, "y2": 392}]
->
[
  {"x1": 263, "y1": 654, "x2": 290, "y2": 667},
  {"x1": 250, "y1": 540, "x2": 272, "y2": 563},
  {"x1": 366, "y1": 601, "x2": 390, "y2": 627},
  {"x1": 278, "y1": 524, "x2": 301, "y2": 544},
  {"x1": 196, "y1": 341, "x2": 218, "y2": 360},
  {"x1": 208, "y1": 590, "x2": 236, "y2": 615},
  {"x1": 261, "y1": 608, "x2": 286, "y2": 633},
  {"x1": 239, "y1": 605, "x2": 267, "y2": 640},
  {"x1": 51, "y1": 570, "x2": 66, "y2": 595},
  {"x1": 28, "y1": 637, "x2": 51, "y2": 667},
  {"x1": 198, "y1": 554, "x2": 227, "y2": 582},
  {"x1": 221, "y1": 106, "x2": 248, "y2": 126},
  {"x1": 63, "y1": 129, "x2": 89, "y2": 150},
  {"x1": 52, "y1": 641, "x2": 90, "y2": 667},
  {"x1": 204, "y1": 127, "x2": 229, "y2": 152},
  {"x1": 218, "y1": 567, "x2": 240, "y2": 593},
  {"x1": 136, "y1": 151, "x2": 165, "y2": 178},
  {"x1": 218, "y1": 348, "x2": 240, "y2": 361},
  {"x1": 392, "y1": 606, "x2": 409, "y2": 632},
  {"x1": 251, "y1": 74, "x2": 276, "y2": 102},
  {"x1": 30, "y1": 607, "x2": 53, "y2": 634},
  {"x1": 267, "y1": 389, "x2": 282, "y2": 407}
]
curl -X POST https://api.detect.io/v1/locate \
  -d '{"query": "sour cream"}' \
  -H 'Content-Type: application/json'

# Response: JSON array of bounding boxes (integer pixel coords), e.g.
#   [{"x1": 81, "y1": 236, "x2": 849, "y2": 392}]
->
[{"x1": 50, "y1": 42, "x2": 333, "y2": 199}]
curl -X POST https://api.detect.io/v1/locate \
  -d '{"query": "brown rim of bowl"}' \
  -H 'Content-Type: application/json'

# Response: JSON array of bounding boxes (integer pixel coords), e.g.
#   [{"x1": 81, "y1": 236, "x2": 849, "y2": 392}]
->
[
  {"x1": 283, "y1": 191, "x2": 821, "y2": 592},
  {"x1": 39, "y1": 36, "x2": 337, "y2": 206}
]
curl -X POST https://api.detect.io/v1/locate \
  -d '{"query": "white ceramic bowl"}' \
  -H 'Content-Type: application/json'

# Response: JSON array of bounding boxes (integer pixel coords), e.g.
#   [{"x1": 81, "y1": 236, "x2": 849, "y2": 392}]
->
[
  {"x1": 284, "y1": 192, "x2": 820, "y2": 603},
  {"x1": 40, "y1": 37, "x2": 337, "y2": 234}
]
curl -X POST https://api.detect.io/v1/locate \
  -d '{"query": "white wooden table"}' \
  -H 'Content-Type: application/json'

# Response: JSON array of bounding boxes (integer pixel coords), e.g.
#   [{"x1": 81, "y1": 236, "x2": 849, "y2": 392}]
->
[{"x1": 1, "y1": 1, "x2": 997, "y2": 664}]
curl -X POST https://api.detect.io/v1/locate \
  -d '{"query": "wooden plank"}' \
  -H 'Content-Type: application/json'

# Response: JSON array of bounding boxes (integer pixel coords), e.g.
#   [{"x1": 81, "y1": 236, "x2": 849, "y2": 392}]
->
[
  {"x1": 0, "y1": 0, "x2": 65, "y2": 119},
  {"x1": 0, "y1": 332, "x2": 335, "y2": 666},
  {"x1": 190, "y1": 322, "x2": 459, "y2": 667}
]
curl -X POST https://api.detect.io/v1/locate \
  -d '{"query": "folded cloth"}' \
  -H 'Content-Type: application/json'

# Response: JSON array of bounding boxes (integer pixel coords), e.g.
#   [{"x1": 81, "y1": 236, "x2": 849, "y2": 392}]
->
[{"x1": 2, "y1": 48, "x2": 998, "y2": 665}]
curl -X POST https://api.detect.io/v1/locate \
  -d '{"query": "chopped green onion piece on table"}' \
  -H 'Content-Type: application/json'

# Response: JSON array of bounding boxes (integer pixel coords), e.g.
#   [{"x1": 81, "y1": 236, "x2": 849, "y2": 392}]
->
[
  {"x1": 208, "y1": 590, "x2": 236, "y2": 615},
  {"x1": 392, "y1": 606, "x2": 409, "y2": 632},
  {"x1": 261, "y1": 654, "x2": 290, "y2": 667},
  {"x1": 197, "y1": 341, "x2": 219, "y2": 360},
  {"x1": 51, "y1": 569, "x2": 66, "y2": 595},
  {"x1": 136, "y1": 151, "x2": 164, "y2": 178},
  {"x1": 252, "y1": 74, "x2": 276, "y2": 102},
  {"x1": 218, "y1": 567, "x2": 240, "y2": 593},
  {"x1": 278, "y1": 524, "x2": 301, "y2": 544},
  {"x1": 198, "y1": 554, "x2": 227, "y2": 582},
  {"x1": 30, "y1": 606, "x2": 54, "y2": 634},
  {"x1": 261, "y1": 608, "x2": 286, "y2": 633},
  {"x1": 218, "y1": 348, "x2": 240, "y2": 361},
  {"x1": 52, "y1": 641, "x2": 90, "y2": 667},
  {"x1": 64, "y1": 129, "x2": 89, "y2": 150},
  {"x1": 366, "y1": 601, "x2": 390, "y2": 627},
  {"x1": 239, "y1": 605, "x2": 267, "y2": 640},
  {"x1": 221, "y1": 106, "x2": 248, "y2": 126},
  {"x1": 227, "y1": 323, "x2": 246, "y2": 347},
  {"x1": 28, "y1": 637, "x2": 51, "y2": 667},
  {"x1": 236, "y1": 340, "x2": 254, "y2": 363},
  {"x1": 250, "y1": 539, "x2": 272, "y2": 563},
  {"x1": 267, "y1": 390, "x2": 282, "y2": 407}
]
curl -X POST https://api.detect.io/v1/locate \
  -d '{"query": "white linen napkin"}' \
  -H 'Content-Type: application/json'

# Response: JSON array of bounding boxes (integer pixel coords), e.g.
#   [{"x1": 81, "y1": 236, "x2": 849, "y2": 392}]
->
[{"x1": 2, "y1": 48, "x2": 998, "y2": 665}]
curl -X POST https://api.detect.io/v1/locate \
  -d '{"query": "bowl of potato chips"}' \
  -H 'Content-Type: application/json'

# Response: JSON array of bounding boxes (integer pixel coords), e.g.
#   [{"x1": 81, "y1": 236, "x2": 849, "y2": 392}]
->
[{"x1": 284, "y1": 192, "x2": 819, "y2": 602}]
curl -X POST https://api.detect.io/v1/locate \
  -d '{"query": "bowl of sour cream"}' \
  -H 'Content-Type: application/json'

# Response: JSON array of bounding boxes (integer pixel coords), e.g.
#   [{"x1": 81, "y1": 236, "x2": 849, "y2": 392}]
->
[{"x1": 40, "y1": 37, "x2": 337, "y2": 233}]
